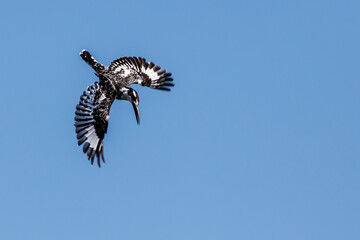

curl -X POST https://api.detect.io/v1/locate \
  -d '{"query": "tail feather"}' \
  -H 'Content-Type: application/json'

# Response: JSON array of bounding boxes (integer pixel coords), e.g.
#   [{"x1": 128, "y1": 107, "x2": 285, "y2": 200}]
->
[{"x1": 80, "y1": 49, "x2": 105, "y2": 71}]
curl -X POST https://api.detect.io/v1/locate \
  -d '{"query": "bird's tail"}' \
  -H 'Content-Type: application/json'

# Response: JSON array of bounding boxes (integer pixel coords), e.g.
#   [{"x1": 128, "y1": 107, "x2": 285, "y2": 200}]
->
[{"x1": 80, "y1": 49, "x2": 105, "y2": 71}]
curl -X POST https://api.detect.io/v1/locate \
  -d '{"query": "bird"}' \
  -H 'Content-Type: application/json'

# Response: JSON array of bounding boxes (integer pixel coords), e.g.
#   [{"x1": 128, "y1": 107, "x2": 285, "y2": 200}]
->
[{"x1": 75, "y1": 49, "x2": 174, "y2": 167}]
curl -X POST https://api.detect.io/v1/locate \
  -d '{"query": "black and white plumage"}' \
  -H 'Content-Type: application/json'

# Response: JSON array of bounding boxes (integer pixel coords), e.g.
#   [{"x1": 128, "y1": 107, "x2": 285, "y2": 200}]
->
[{"x1": 75, "y1": 49, "x2": 174, "y2": 167}]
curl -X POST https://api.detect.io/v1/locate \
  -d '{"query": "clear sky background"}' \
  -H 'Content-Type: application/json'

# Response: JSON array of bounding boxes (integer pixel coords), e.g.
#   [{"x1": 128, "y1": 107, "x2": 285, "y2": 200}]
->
[{"x1": 0, "y1": 0, "x2": 359, "y2": 239}]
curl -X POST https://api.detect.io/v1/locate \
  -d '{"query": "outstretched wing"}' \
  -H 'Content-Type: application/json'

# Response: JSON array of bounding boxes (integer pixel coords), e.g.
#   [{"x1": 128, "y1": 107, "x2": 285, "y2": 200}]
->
[
  {"x1": 74, "y1": 82, "x2": 114, "y2": 167},
  {"x1": 108, "y1": 57, "x2": 174, "y2": 91}
]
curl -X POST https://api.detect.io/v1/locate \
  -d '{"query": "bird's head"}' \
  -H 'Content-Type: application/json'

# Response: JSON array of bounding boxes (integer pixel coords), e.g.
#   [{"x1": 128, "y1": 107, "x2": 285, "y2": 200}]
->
[{"x1": 118, "y1": 87, "x2": 140, "y2": 125}]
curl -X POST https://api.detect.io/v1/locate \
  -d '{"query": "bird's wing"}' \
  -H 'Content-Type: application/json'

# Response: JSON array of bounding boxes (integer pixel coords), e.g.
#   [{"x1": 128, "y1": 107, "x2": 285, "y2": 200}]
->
[
  {"x1": 108, "y1": 57, "x2": 174, "y2": 91},
  {"x1": 74, "y1": 82, "x2": 114, "y2": 167}
]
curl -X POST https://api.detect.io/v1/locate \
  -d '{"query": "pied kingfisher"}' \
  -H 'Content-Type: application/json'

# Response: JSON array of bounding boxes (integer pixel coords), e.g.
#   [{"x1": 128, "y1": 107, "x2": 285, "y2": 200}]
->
[{"x1": 75, "y1": 50, "x2": 174, "y2": 167}]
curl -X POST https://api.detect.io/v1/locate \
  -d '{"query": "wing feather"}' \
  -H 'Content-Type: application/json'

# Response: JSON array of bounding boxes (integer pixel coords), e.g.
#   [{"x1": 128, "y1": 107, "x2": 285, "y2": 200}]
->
[
  {"x1": 108, "y1": 56, "x2": 174, "y2": 90},
  {"x1": 74, "y1": 82, "x2": 113, "y2": 167}
]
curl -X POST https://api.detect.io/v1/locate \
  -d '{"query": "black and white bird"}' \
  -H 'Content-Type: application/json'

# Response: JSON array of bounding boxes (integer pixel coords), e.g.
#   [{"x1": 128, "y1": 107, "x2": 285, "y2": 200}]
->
[{"x1": 75, "y1": 49, "x2": 174, "y2": 167}]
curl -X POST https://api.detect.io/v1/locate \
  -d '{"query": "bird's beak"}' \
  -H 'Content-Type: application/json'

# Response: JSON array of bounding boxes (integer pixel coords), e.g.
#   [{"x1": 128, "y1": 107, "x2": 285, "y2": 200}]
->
[{"x1": 132, "y1": 101, "x2": 140, "y2": 125}]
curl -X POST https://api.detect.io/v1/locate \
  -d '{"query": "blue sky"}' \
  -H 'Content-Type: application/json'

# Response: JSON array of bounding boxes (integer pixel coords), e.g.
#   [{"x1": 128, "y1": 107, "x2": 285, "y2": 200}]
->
[{"x1": 0, "y1": 0, "x2": 359, "y2": 239}]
